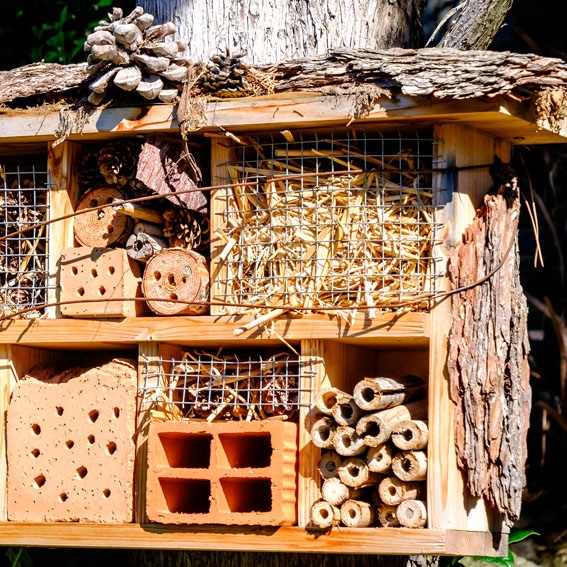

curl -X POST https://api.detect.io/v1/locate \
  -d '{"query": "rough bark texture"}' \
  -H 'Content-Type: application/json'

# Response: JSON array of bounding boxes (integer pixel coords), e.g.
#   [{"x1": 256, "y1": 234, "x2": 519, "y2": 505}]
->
[
  {"x1": 447, "y1": 192, "x2": 531, "y2": 527},
  {"x1": 4, "y1": 49, "x2": 567, "y2": 114},
  {"x1": 437, "y1": 0, "x2": 514, "y2": 50},
  {"x1": 138, "y1": 0, "x2": 425, "y2": 65},
  {"x1": 126, "y1": 550, "x2": 438, "y2": 567}
]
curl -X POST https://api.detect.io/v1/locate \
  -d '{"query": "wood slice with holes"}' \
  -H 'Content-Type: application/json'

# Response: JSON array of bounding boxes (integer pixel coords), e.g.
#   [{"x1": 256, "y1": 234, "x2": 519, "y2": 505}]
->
[
  {"x1": 142, "y1": 248, "x2": 209, "y2": 315},
  {"x1": 74, "y1": 187, "x2": 133, "y2": 247}
]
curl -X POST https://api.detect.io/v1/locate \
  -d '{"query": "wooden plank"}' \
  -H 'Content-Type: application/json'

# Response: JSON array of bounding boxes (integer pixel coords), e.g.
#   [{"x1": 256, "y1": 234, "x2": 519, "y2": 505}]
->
[
  {"x1": 0, "y1": 93, "x2": 565, "y2": 145},
  {"x1": 47, "y1": 141, "x2": 80, "y2": 318},
  {"x1": 0, "y1": 523, "x2": 506, "y2": 556},
  {"x1": 209, "y1": 138, "x2": 232, "y2": 316},
  {"x1": 428, "y1": 124, "x2": 512, "y2": 532},
  {"x1": 0, "y1": 346, "x2": 17, "y2": 521},
  {"x1": 0, "y1": 313, "x2": 430, "y2": 348}
]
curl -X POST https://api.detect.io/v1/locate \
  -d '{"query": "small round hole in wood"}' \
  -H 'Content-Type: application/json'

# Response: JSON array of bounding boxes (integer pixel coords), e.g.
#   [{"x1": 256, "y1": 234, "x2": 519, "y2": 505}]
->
[
  {"x1": 30, "y1": 448, "x2": 40, "y2": 459},
  {"x1": 66, "y1": 440, "x2": 74, "y2": 449},
  {"x1": 31, "y1": 424, "x2": 41, "y2": 435},
  {"x1": 59, "y1": 493, "x2": 68, "y2": 503},
  {"x1": 56, "y1": 406, "x2": 64, "y2": 416},
  {"x1": 88, "y1": 409, "x2": 99, "y2": 423},
  {"x1": 76, "y1": 466, "x2": 88, "y2": 479},
  {"x1": 103, "y1": 489, "x2": 111, "y2": 498},
  {"x1": 106, "y1": 442, "x2": 117, "y2": 456}
]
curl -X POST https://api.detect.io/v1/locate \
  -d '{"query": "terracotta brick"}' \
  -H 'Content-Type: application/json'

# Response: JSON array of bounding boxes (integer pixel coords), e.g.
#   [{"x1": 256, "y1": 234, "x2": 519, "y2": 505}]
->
[
  {"x1": 7, "y1": 359, "x2": 137, "y2": 523},
  {"x1": 59, "y1": 246, "x2": 146, "y2": 317},
  {"x1": 146, "y1": 420, "x2": 298, "y2": 525}
]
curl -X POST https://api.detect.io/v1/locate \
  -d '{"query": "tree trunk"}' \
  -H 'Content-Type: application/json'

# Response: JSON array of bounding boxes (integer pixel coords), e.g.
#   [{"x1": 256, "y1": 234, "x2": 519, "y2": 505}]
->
[
  {"x1": 139, "y1": 0, "x2": 425, "y2": 64},
  {"x1": 436, "y1": 0, "x2": 513, "y2": 49}
]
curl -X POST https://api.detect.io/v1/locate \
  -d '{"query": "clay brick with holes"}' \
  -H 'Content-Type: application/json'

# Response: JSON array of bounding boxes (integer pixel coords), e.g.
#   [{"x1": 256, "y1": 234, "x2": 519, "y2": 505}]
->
[
  {"x1": 6, "y1": 359, "x2": 137, "y2": 522},
  {"x1": 59, "y1": 246, "x2": 147, "y2": 317},
  {"x1": 146, "y1": 420, "x2": 298, "y2": 525}
]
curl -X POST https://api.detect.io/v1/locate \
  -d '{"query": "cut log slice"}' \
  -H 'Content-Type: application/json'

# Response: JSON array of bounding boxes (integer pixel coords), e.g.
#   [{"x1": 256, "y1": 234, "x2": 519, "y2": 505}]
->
[
  {"x1": 142, "y1": 248, "x2": 209, "y2": 315},
  {"x1": 74, "y1": 187, "x2": 132, "y2": 247}
]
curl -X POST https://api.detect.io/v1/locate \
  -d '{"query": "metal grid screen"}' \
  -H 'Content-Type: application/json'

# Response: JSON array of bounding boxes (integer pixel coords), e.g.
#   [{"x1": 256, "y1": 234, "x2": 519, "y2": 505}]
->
[
  {"x1": 140, "y1": 349, "x2": 314, "y2": 422},
  {"x1": 214, "y1": 130, "x2": 443, "y2": 315},
  {"x1": 1, "y1": 163, "x2": 51, "y2": 318}
]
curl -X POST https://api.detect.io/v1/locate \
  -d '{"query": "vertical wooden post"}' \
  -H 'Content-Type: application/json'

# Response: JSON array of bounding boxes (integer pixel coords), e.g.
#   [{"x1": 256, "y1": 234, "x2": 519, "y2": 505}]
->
[
  {"x1": 428, "y1": 123, "x2": 511, "y2": 532},
  {"x1": 0, "y1": 345, "x2": 16, "y2": 521},
  {"x1": 209, "y1": 137, "x2": 232, "y2": 316},
  {"x1": 47, "y1": 141, "x2": 79, "y2": 318}
]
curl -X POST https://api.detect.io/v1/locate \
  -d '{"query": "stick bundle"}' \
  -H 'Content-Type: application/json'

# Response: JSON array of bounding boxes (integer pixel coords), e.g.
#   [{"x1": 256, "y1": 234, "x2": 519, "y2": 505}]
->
[
  {"x1": 142, "y1": 348, "x2": 306, "y2": 422},
  {"x1": 0, "y1": 166, "x2": 49, "y2": 319},
  {"x1": 215, "y1": 135, "x2": 438, "y2": 318},
  {"x1": 309, "y1": 373, "x2": 428, "y2": 528}
]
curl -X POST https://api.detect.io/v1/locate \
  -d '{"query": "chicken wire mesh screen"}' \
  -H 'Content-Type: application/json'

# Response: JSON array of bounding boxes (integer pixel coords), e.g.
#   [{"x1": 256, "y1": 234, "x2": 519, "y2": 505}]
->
[
  {"x1": 140, "y1": 348, "x2": 314, "y2": 422},
  {"x1": 212, "y1": 129, "x2": 444, "y2": 316},
  {"x1": 1, "y1": 162, "x2": 51, "y2": 319}
]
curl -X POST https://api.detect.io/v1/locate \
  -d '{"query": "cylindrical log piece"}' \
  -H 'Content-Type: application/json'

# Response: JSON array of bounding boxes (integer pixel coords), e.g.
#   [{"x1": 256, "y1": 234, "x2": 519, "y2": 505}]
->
[
  {"x1": 310, "y1": 500, "x2": 340, "y2": 529},
  {"x1": 391, "y1": 420, "x2": 429, "y2": 451},
  {"x1": 377, "y1": 504, "x2": 400, "y2": 527},
  {"x1": 396, "y1": 499, "x2": 427, "y2": 528},
  {"x1": 333, "y1": 425, "x2": 366, "y2": 457},
  {"x1": 377, "y1": 476, "x2": 425, "y2": 506},
  {"x1": 338, "y1": 457, "x2": 379, "y2": 488},
  {"x1": 356, "y1": 398, "x2": 428, "y2": 446},
  {"x1": 126, "y1": 231, "x2": 168, "y2": 262},
  {"x1": 310, "y1": 416, "x2": 337, "y2": 449},
  {"x1": 366, "y1": 442, "x2": 394, "y2": 473},
  {"x1": 340, "y1": 499, "x2": 376, "y2": 528},
  {"x1": 318, "y1": 451, "x2": 342, "y2": 479},
  {"x1": 74, "y1": 187, "x2": 133, "y2": 247},
  {"x1": 391, "y1": 450, "x2": 428, "y2": 482},
  {"x1": 315, "y1": 388, "x2": 352, "y2": 416},
  {"x1": 143, "y1": 248, "x2": 209, "y2": 315},
  {"x1": 321, "y1": 477, "x2": 350, "y2": 506}
]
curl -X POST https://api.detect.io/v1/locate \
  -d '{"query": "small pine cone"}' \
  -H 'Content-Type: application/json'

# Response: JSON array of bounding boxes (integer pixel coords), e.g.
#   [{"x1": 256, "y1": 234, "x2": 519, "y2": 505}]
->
[
  {"x1": 162, "y1": 208, "x2": 207, "y2": 250},
  {"x1": 98, "y1": 139, "x2": 142, "y2": 187}
]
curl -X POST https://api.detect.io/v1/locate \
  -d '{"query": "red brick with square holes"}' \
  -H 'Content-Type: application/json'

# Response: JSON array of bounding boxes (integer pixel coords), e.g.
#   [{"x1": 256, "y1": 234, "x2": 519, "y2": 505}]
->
[
  {"x1": 6, "y1": 359, "x2": 137, "y2": 522},
  {"x1": 146, "y1": 420, "x2": 298, "y2": 525}
]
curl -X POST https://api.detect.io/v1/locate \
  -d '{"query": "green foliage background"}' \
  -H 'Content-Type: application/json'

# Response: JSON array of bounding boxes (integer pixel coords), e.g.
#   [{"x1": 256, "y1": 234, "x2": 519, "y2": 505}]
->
[{"x1": 0, "y1": 0, "x2": 135, "y2": 70}]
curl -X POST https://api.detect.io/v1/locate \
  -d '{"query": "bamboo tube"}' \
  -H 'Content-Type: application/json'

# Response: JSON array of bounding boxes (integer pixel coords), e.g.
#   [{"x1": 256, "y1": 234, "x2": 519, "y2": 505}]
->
[
  {"x1": 366, "y1": 443, "x2": 394, "y2": 473},
  {"x1": 332, "y1": 397, "x2": 363, "y2": 426},
  {"x1": 315, "y1": 387, "x2": 352, "y2": 416},
  {"x1": 340, "y1": 499, "x2": 376, "y2": 528},
  {"x1": 396, "y1": 499, "x2": 427, "y2": 528},
  {"x1": 134, "y1": 221, "x2": 164, "y2": 237},
  {"x1": 352, "y1": 374, "x2": 426, "y2": 411},
  {"x1": 309, "y1": 500, "x2": 340, "y2": 529},
  {"x1": 321, "y1": 477, "x2": 350, "y2": 506},
  {"x1": 338, "y1": 457, "x2": 379, "y2": 488},
  {"x1": 333, "y1": 425, "x2": 366, "y2": 457},
  {"x1": 318, "y1": 451, "x2": 342, "y2": 480},
  {"x1": 356, "y1": 398, "x2": 428, "y2": 446},
  {"x1": 391, "y1": 420, "x2": 429, "y2": 451},
  {"x1": 126, "y1": 231, "x2": 168, "y2": 262},
  {"x1": 377, "y1": 476, "x2": 425, "y2": 506},
  {"x1": 377, "y1": 504, "x2": 400, "y2": 527},
  {"x1": 391, "y1": 450, "x2": 428, "y2": 482},
  {"x1": 310, "y1": 416, "x2": 337, "y2": 449}
]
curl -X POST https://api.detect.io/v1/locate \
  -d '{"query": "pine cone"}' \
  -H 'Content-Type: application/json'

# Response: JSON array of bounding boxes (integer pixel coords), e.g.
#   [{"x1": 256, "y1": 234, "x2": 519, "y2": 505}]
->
[
  {"x1": 97, "y1": 139, "x2": 142, "y2": 187},
  {"x1": 162, "y1": 207, "x2": 208, "y2": 251},
  {"x1": 198, "y1": 50, "x2": 251, "y2": 97}
]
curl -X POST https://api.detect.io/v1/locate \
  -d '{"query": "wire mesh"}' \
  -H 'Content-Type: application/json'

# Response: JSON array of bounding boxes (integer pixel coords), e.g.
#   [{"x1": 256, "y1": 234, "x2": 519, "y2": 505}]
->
[
  {"x1": 140, "y1": 348, "x2": 314, "y2": 422},
  {"x1": 214, "y1": 129, "x2": 444, "y2": 315},
  {"x1": 0, "y1": 163, "x2": 51, "y2": 318}
]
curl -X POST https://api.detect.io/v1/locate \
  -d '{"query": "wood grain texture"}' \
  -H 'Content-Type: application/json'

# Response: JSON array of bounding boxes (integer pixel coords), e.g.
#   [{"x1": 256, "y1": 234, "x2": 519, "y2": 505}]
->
[{"x1": 0, "y1": 523, "x2": 508, "y2": 557}]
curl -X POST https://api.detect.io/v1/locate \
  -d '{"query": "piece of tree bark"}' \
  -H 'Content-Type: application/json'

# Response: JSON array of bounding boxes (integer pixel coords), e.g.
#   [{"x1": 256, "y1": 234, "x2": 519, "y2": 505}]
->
[
  {"x1": 139, "y1": 0, "x2": 425, "y2": 65},
  {"x1": 447, "y1": 192, "x2": 531, "y2": 527},
  {"x1": 436, "y1": 0, "x2": 514, "y2": 50}
]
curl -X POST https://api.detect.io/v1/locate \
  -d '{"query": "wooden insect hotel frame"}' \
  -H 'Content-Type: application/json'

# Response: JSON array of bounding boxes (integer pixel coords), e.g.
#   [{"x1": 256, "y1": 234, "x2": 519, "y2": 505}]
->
[{"x1": 2, "y1": 46, "x2": 567, "y2": 557}]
